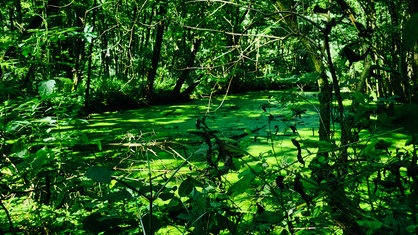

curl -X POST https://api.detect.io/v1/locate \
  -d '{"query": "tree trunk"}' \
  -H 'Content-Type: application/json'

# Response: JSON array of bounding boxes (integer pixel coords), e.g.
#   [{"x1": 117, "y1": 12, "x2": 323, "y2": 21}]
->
[
  {"x1": 272, "y1": 2, "x2": 333, "y2": 233},
  {"x1": 84, "y1": 0, "x2": 98, "y2": 112},
  {"x1": 273, "y1": 0, "x2": 331, "y2": 143},
  {"x1": 414, "y1": 43, "x2": 418, "y2": 88},
  {"x1": 71, "y1": 6, "x2": 85, "y2": 91},
  {"x1": 411, "y1": 0, "x2": 418, "y2": 101},
  {"x1": 139, "y1": 11, "x2": 154, "y2": 78},
  {"x1": 145, "y1": 2, "x2": 167, "y2": 101},
  {"x1": 172, "y1": 38, "x2": 201, "y2": 97},
  {"x1": 273, "y1": 1, "x2": 366, "y2": 233}
]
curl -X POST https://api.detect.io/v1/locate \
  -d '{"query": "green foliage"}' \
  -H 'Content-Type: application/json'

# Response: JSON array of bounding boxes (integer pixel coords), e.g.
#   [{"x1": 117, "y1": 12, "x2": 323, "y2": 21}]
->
[
  {"x1": 2, "y1": 85, "x2": 418, "y2": 234},
  {"x1": 227, "y1": 169, "x2": 255, "y2": 197},
  {"x1": 1, "y1": 0, "x2": 418, "y2": 234},
  {"x1": 85, "y1": 166, "x2": 112, "y2": 183},
  {"x1": 403, "y1": 13, "x2": 418, "y2": 49}
]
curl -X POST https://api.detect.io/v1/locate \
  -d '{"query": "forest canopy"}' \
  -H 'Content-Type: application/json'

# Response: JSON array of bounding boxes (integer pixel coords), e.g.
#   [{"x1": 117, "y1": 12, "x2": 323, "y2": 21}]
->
[{"x1": 1, "y1": 0, "x2": 417, "y2": 109}]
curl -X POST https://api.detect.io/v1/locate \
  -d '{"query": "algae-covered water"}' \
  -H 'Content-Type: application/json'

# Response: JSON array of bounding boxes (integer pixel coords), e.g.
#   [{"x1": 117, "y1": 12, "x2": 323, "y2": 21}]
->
[{"x1": 77, "y1": 91, "x2": 320, "y2": 161}]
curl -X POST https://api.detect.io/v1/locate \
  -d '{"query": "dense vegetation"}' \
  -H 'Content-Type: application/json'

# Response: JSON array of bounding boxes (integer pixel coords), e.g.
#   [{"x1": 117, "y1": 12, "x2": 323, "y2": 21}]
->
[{"x1": 1, "y1": 0, "x2": 418, "y2": 234}]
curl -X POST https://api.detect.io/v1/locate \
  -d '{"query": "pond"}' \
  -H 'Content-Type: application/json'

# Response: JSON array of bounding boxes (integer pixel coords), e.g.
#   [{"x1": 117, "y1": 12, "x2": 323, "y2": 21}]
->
[{"x1": 70, "y1": 91, "x2": 321, "y2": 164}]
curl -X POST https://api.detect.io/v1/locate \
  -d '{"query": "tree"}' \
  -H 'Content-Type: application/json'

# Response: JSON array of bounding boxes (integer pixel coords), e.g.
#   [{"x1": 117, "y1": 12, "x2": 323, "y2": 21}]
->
[{"x1": 144, "y1": 0, "x2": 167, "y2": 101}]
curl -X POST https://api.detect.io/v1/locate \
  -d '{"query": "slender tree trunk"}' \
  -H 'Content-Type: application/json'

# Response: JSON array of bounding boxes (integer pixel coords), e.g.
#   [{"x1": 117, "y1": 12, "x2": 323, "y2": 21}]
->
[
  {"x1": 324, "y1": 20, "x2": 350, "y2": 167},
  {"x1": 72, "y1": 7, "x2": 85, "y2": 91},
  {"x1": 388, "y1": 1, "x2": 410, "y2": 102},
  {"x1": 414, "y1": 43, "x2": 418, "y2": 87},
  {"x1": 411, "y1": 1, "x2": 418, "y2": 95},
  {"x1": 101, "y1": 30, "x2": 110, "y2": 79},
  {"x1": 273, "y1": 0, "x2": 331, "y2": 143},
  {"x1": 139, "y1": 12, "x2": 154, "y2": 78},
  {"x1": 84, "y1": 0, "x2": 98, "y2": 112},
  {"x1": 172, "y1": 38, "x2": 201, "y2": 97},
  {"x1": 272, "y1": 2, "x2": 332, "y2": 233},
  {"x1": 145, "y1": 2, "x2": 167, "y2": 101},
  {"x1": 273, "y1": 1, "x2": 366, "y2": 233}
]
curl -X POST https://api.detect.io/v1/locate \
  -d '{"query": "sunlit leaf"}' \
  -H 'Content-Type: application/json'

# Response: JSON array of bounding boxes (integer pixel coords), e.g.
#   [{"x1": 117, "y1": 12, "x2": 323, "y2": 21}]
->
[
  {"x1": 55, "y1": 77, "x2": 73, "y2": 84},
  {"x1": 97, "y1": 140, "x2": 102, "y2": 151},
  {"x1": 38, "y1": 80, "x2": 56, "y2": 98},
  {"x1": 1, "y1": 167, "x2": 13, "y2": 176},
  {"x1": 228, "y1": 170, "x2": 255, "y2": 196}
]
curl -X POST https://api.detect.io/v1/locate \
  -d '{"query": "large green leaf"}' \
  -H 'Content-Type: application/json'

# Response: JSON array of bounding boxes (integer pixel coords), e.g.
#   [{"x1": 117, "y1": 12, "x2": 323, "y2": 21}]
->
[
  {"x1": 178, "y1": 177, "x2": 196, "y2": 197},
  {"x1": 31, "y1": 148, "x2": 51, "y2": 168},
  {"x1": 227, "y1": 170, "x2": 255, "y2": 196},
  {"x1": 85, "y1": 166, "x2": 112, "y2": 183},
  {"x1": 38, "y1": 79, "x2": 56, "y2": 98}
]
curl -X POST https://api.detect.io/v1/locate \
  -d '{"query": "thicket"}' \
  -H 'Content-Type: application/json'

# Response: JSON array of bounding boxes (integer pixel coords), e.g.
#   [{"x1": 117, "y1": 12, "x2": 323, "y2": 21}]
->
[{"x1": 1, "y1": 0, "x2": 418, "y2": 234}]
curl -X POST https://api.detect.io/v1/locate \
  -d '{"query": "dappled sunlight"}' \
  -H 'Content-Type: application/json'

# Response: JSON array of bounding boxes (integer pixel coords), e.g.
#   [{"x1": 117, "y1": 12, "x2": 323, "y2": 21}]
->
[
  {"x1": 1, "y1": 0, "x2": 415, "y2": 232},
  {"x1": 88, "y1": 122, "x2": 118, "y2": 127}
]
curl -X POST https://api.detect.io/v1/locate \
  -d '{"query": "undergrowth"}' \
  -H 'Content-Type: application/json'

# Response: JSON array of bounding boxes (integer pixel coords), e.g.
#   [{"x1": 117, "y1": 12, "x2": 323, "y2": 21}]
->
[{"x1": 1, "y1": 88, "x2": 418, "y2": 234}]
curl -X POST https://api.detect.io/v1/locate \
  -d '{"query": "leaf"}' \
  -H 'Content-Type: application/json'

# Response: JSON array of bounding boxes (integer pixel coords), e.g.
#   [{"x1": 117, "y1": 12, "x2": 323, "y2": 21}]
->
[
  {"x1": 291, "y1": 138, "x2": 304, "y2": 165},
  {"x1": 227, "y1": 170, "x2": 255, "y2": 196},
  {"x1": 157, "y1": 151, "x2": 170, "y2": 158},
  {"x1": 31, "y1": 148, "x2": 53, "y2": 168},
  {"x1": 178, "y1": 177, "x2": 195, "y2": 197},
  {"x1": 38, "y1": 80, "x2": 56, "y2": 98},
  {"x1": 300, "y1": 139, "x2": 319, "y2": 148},
  {"x1": 97, "y1": 140, "x2": 102, "y2": 151},
  {"x1": 55, "y1": 190, "x2": 67, "y2": 208},
  {"x1": 83, "y1": 213, "x2": 132, "y2": 234},
  {"x1": 406, "y1": 225, "x2": 418, "y2": 233},
  {"x1": 85, "y1": 166, "x2": 112, "y2": 183},
  {"x1": 55, "y1": 76, "x2": 73, "y2": 84},
  {"x1": 1, "y1": 167, "x2": 13, "y2": 176},
  {"x1": 102, "y1": 190, "x2": 132, "y2": 202},
  {"x1": 11, "y1": 142, "x2": 29, "y2": 158},
  {"x1": 158, "y1": 192, "x2": 174, "y2": 201}
]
